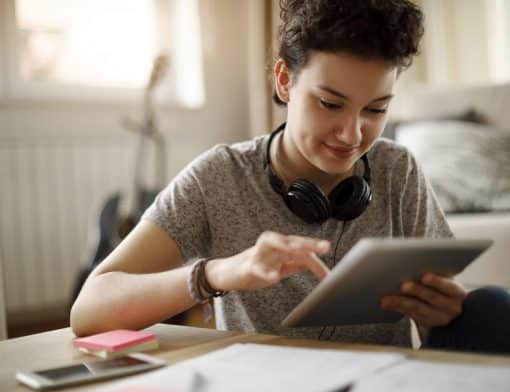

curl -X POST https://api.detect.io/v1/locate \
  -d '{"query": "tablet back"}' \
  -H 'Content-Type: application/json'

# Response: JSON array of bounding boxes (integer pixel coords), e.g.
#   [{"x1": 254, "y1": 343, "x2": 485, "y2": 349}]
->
[{"x1": 282, "y1": 238, "x2": 492, "y2": 327}]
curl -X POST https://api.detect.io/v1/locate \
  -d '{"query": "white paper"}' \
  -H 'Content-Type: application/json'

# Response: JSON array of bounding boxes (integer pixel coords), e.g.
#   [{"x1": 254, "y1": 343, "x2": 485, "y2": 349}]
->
[
  {"x1": 351, "y1": 359, "x2": 510, "y2": 392},
  {"x1": 96, "y1": 343, "x2": 405, "y2": 392}
]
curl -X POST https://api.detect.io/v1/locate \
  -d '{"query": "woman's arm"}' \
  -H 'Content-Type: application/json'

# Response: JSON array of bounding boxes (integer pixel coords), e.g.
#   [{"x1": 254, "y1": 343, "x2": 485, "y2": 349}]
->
[
  {"x1": 381, "y1": 149, "x2": 466, "y2": 333},
  {"x1": 70, "y1": 221, "x2": 193, "y2": 336},
  {"x1": 70, "y1": 222, "x2": 331, "y2": 337}
]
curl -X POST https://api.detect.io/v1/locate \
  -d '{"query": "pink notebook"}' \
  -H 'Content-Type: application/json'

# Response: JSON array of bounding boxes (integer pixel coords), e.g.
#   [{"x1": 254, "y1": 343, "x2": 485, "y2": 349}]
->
[{"x1": 73, "y1": 330, "x2": 156, "y2": 352}]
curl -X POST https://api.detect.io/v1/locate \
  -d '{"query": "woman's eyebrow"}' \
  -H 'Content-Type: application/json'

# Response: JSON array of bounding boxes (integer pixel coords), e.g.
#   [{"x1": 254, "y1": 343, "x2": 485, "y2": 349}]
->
[
  {"x1": 318, "y1": 85, "x2": 348, "y2": 99},
  {"x1": 317, "y1": 85, "x2": 393, "y2": 103},
  {"x1": 371, "y1": 94, "x2": 394, "y2": 103}
]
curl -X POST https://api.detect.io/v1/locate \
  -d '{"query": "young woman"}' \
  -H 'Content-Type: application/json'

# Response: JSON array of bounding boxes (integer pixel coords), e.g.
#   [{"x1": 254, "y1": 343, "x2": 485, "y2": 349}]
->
[{"x1": 71, "y1": 0, "x2": 510, "y2": 353}]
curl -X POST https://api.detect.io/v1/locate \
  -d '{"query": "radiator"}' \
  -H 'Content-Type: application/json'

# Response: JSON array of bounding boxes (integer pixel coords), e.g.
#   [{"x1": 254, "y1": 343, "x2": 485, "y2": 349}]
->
[{"x1": 0, "y1": 133, "x2": 138, "y2": 312}]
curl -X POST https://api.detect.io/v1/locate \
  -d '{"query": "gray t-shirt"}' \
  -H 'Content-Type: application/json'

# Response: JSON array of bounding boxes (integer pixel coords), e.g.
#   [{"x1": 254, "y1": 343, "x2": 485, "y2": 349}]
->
[{"x1": 142, "y1": 134, "x2": 453, "y2": 347}]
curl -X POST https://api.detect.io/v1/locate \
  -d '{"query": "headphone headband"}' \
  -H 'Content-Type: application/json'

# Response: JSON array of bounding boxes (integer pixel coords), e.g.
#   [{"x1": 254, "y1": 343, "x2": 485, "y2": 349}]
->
[{"x1": 263, "y1": 123, "x2": 287, "y2": 195}]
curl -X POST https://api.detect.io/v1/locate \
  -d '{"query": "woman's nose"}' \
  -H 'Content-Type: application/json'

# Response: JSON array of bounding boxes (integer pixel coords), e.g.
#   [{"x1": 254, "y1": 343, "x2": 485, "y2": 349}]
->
[{"x1": 334, "y1": 115, "x2": 362, "y2": 146}]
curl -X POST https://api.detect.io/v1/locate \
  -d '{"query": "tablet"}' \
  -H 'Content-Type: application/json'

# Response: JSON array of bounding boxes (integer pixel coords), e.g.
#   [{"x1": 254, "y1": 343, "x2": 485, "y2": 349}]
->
[{"x1": 282, "y1": 238, "x2": 492, "y2": 328}]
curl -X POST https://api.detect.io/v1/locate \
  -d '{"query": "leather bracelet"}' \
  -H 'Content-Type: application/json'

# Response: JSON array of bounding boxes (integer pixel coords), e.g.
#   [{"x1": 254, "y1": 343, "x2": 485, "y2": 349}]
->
[{"x1": 198, "y1": 258, "x2": 228, "y2": 298}]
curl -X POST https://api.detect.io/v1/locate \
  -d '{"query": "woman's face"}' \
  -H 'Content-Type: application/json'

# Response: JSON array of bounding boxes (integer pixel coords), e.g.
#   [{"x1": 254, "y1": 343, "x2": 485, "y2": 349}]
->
[{"x1": 275, "y1": 51, "x2": 397, "y2": 182}]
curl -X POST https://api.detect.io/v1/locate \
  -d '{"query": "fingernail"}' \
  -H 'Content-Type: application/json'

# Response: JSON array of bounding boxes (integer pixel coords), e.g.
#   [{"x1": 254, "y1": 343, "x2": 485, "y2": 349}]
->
[{"x1": 318, "y1": 240, "x2": 330, "y2": 250}]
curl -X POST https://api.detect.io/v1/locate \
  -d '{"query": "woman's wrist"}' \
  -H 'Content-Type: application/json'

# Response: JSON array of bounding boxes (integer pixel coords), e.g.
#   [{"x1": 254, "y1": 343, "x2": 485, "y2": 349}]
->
[
  {"x1": 187, "y1": 258, "x2": 228, "y2": 305},
  {"x1": 205, "y1": 258, "x2": 231, "y2": 292}
]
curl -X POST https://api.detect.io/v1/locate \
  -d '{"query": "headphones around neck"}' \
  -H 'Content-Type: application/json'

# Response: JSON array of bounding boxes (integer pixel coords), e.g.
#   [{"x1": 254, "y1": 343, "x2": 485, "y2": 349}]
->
[{"x1": 264, "y1": 123, "x2": 372, "y2": 224}]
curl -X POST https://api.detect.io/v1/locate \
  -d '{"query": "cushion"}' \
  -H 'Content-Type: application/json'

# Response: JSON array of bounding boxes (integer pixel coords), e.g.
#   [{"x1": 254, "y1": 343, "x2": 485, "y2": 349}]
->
[{"x1": 395, "y1": 120, "x2": 510, "y2": 213}]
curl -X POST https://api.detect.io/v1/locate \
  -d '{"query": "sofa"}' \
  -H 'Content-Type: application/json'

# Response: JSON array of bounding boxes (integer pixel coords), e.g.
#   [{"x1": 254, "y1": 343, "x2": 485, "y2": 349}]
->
[{"x1": 388, "y1": 82, "x2": 510, "y2": 290}]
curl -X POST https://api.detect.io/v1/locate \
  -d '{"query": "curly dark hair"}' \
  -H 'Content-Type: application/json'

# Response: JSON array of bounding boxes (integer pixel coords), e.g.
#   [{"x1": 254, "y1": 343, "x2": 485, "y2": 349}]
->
[{"x1": 274, "y1": 0, "x2": 424, "y2": 105}]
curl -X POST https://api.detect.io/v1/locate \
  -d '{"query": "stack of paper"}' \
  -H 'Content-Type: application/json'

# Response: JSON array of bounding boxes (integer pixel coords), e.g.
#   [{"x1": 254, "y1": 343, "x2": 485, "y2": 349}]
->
[
  {"x1": 73, "y1": 330, "x2": 158, "y2": 358},
  {"x1": 97, "y1": 343, "x2": 405, "y2": 392},
  {"x1": 351, "y1": 359, "x2": 510, "y2": 392},
  {"x1": 97, "y1": 343, "x2": 510, "y2": 392}
]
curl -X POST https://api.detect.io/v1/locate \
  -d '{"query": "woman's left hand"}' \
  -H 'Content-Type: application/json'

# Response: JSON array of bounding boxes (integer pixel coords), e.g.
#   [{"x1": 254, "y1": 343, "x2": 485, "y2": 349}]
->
[{"x1": 380, "y1": 273, "x2": 467, "y2": 332}]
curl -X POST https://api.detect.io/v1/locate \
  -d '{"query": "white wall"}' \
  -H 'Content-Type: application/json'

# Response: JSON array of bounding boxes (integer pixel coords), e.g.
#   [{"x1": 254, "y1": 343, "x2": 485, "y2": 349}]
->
[{"x1": 0, "y1": 0, "x2": 252, "y2": 313}]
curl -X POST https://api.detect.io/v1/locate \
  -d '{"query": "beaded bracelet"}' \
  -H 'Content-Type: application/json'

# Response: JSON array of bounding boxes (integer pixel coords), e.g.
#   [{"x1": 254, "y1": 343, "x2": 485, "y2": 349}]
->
[{"x1": 187, "y1": 259, "x2": 210, "y2": 304}]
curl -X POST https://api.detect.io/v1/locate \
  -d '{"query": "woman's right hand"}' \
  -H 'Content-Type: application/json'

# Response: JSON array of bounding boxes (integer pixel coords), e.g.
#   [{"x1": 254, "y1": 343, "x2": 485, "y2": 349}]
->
[{"x1": 205, "y1": 231, "x2": 331, "y2": 292}]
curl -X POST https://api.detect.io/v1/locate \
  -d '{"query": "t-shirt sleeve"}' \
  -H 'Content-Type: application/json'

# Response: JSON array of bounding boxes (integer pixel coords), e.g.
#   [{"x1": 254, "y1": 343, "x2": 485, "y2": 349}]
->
[
  {"x1": 394, "y1": 149, "x2": 454, "y2": 238},
  {"x1": 141, "y1": 149, "x2": 219, "y2": 263}
]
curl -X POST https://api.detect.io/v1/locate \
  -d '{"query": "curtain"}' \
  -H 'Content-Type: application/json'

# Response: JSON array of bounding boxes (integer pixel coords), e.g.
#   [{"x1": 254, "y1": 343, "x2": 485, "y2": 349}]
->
[
  {"x1": 0, "y1": 252, "x2": 7, "y2": 340},
  {"x1": 392, "y1": 0, "x2": 510, "y2": 118},
  {"x1": 246, "y1": 0, "x2": 287, "y2": 137},
  {"x1": 400, "y1": 0, "x2": 510, "y2": 90}
]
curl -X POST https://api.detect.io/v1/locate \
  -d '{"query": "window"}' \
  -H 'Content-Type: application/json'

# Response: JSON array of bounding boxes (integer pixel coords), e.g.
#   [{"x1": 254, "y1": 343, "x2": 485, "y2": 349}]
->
[{"x1": 4, "y1": 0, "x2": 205, "y2": 107}]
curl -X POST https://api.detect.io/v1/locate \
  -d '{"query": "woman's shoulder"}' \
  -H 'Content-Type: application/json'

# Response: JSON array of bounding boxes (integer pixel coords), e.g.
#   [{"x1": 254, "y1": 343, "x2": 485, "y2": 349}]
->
[
  {"x1": 368, "y1": 137, "x2": 417, "y2": 172},
  {"x1": 215, "y1": 135, "x2": 266, "y2": 163},
  {"x1": 183, "y1": 135, "x2": 266, "y2": 179}
]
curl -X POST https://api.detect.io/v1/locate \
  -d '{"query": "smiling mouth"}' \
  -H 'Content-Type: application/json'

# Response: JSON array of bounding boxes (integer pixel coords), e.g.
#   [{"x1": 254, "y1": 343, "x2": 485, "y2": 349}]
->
[
  {"x1": 325, "y1": 143, "x2": 356, "y2": 152},
  {"x1": 322, "y1": 143, "x2": 358, "y2": 157}
]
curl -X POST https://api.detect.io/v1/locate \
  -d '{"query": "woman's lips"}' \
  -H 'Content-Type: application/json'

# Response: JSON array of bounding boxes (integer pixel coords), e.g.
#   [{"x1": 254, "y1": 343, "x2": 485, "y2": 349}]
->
[{"x1": 322, "y1": 142, "x2": 357, "y2": 159}]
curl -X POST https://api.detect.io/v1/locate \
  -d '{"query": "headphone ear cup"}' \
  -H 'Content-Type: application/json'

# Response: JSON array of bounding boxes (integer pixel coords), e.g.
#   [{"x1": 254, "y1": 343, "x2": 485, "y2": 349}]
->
[
  {"x1": 286, "y1": 179, "x2": 330, "y2": 224},
  {"x1": 329, "y1": 176, "x2": 372, "y2": 221}
]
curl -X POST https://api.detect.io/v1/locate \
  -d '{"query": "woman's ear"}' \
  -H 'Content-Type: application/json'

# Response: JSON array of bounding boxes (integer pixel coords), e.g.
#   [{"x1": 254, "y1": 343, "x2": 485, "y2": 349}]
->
[{"x1": 274, "y1": 58, "x2": 291, "y2": 103}]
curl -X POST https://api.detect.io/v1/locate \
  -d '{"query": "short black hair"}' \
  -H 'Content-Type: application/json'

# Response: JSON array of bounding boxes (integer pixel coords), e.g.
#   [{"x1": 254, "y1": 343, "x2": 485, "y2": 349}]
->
[{"x1": 274, "y1": 0, "x2": 424, "y2": 105}]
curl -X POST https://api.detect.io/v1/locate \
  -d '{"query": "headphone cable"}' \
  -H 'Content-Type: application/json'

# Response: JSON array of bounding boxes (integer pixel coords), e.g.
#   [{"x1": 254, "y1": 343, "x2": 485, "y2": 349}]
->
[{"x1": 318, "y1": 221, "x2": 347, "y2": 341}]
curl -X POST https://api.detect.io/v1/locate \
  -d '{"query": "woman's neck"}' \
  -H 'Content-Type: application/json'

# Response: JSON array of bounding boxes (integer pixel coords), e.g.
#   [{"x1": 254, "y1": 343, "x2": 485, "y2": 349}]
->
[{"x1": 271, "y1": 130, "x2": 354, "y2": 195}]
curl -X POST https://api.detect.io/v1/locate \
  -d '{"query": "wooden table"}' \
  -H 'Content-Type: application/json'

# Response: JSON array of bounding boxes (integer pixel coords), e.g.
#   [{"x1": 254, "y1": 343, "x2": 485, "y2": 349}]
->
[{"x1": 1, "y1": 324, "x2": 509, "y2": 391}]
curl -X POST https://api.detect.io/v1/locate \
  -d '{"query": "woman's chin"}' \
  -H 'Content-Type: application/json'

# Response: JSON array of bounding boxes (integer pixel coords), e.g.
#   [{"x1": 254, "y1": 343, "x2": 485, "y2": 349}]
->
[{"x1": 315, "y1": 159, "x2": 356, "y2": 178}]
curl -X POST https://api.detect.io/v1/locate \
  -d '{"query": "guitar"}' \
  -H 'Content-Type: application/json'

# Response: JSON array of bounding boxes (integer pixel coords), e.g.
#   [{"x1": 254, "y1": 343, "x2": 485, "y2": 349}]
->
[
  {"x1": 70, "y1": 54, "x2": 172, "y2": 307},
  {"x1": 117, "y1": 54, "x2": 169, "y2": 238}
]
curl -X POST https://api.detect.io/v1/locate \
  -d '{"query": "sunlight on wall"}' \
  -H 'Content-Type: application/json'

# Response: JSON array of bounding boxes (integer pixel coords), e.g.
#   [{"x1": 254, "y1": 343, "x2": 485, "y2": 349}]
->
[
  {"x1": 12, "y1": 0, "x2": 205, "y2": 106},
  {"x1": 15, "y1": 0, "x2": 156, "y2": 88}
]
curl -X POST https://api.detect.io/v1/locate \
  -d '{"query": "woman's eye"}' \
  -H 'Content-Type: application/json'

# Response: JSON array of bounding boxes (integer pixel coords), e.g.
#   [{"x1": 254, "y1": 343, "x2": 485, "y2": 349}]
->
[
  {"x1": 319, "y1": 99, "x2": 341, "y2": 110},
  {"x1": 366, "y1": 108, "x2": 387, "y2": 114}
]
